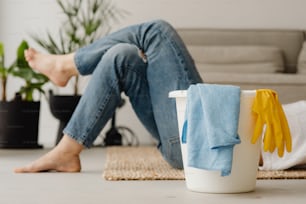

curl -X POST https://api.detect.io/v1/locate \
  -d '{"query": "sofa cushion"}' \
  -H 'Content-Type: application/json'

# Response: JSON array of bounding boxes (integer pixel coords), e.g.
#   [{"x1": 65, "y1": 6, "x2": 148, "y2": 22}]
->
[
  {"x1": 178, "y1": 29, "x2": 304, "y2": 73},
  {"x1": 187, "y1": 45, "x2": 285, "y2": 73},
  {"x1": 298, "y1": 42, "x2": 306, "y2": 74}
]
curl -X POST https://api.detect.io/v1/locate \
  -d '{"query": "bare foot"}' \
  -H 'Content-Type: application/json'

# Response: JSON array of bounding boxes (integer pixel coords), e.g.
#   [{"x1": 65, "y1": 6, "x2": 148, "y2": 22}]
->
[
  {"x1": 25, "y1": 48, "x2": 78, "y2": 87},
  {"x1": 14, "y1": 149, "x2": 81, "y2": 173},
  {"x1": 14, "y1": 135, "x2": 83, "y2": 173}
]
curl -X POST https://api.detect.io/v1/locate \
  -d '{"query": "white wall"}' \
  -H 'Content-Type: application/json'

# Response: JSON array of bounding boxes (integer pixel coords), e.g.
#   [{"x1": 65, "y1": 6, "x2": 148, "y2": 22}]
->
[
  {"x1": 1, "y1": 0, "x2": 306, "y2": 147},
  {"x1": 114, "y1": 0, "x2": 306, "y2": 30}
]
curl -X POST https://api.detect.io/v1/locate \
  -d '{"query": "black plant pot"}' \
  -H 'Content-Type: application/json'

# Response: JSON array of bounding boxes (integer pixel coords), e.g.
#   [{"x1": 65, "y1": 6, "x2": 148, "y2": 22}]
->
[
  {"x1": 49, "y1": 90, "x2": 81, "y2": 145},
  {"x1": 0, "y1": 100, "x2": 42, "y2": 149}
]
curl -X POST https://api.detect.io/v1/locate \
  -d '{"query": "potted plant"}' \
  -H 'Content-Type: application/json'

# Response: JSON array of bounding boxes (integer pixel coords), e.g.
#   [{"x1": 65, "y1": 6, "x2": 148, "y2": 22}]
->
[
  {"x1": 0, "y1": 41, "x2": 49, "y2": 148},
  {"x1": 30, "y1": 0, "x2": 125, "y2": 144}
]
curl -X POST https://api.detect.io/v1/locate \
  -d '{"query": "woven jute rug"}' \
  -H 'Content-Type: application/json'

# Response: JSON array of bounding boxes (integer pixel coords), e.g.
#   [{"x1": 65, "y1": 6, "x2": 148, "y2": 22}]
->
[
  {"x1": 102, "y1": 146, "x2": 306, "y2": 180},
  {"x1": 257, "y1": 170, "x2": 306, "y2": 180},
  {"x1": 103, "y1": 146, "x2": 184, "y2": 180}
]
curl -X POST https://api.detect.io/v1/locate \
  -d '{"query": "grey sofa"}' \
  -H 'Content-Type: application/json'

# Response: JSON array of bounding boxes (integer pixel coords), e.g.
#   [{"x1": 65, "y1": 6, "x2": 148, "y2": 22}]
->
[{"x1": 177, "y1": 28, "x2": 306, "y2": 103}]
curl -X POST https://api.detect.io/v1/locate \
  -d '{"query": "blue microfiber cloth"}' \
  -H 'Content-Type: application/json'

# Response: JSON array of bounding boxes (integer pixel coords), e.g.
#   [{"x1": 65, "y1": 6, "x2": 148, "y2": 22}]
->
[{"x1": 182, "y1": 84, "x2": 241, "y2": 176}]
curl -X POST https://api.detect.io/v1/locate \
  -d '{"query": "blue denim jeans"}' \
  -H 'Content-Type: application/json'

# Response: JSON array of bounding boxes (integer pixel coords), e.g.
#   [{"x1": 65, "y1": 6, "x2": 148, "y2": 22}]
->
[{"x1": 63, "y1": 20, "x2": 202, "y2": 169}]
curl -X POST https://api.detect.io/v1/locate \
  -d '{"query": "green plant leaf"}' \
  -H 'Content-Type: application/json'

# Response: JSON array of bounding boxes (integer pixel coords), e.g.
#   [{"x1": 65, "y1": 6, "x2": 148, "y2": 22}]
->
[
  {"x1": 12, "y1": 68, "x2": 33, "y2": 82},
  {"x1": 29, "y1": 0, "x2": 127, "y2": 95},
  {"x1": 0, "y1": 42, "x2": 4, "y2": 57},
  {"x1": 11, "y1": 40, "x2": 49, "y2": 101},
  {"x1": 47, "y1": 33, "x2": 62, "y2": 54},
  {"x1": 16, "y1": 40, "x2": 29, "y2": 68},
  {"x1": 0, "y1": 42, "x2": 4, "y2": 68}
]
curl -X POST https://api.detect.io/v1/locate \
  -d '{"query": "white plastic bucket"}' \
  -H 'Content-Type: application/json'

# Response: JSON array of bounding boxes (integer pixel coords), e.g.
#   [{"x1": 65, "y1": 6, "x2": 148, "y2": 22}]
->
[{"x1": 169, "y1": 90, "x2": 260, "y2": 193}]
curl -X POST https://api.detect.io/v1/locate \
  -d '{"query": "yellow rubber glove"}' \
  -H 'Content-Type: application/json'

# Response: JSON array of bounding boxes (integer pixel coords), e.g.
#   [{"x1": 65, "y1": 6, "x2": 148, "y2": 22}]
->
[{"x1": 251, "y1": 89, "x2": 292, "y2": 157}]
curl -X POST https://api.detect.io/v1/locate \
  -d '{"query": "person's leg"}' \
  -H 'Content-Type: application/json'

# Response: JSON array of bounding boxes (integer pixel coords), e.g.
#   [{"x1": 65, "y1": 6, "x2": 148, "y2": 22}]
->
[
  {"x1": 136, "y1": 20, "x2": 202, "y2": 168},
  {"x1": 16, "y1": 20, "x2": 202, "y2": 172},
  {"x1": 22, "y1": 19, "x2": 160, "y2": 86},
  {"x1": 74, "y1": 20, "x2": 202, "y2": 168},
  {"x1": 74, "y1": 20, "x2": 202, "y2": 169},
  {"x1": 64, "y1": 43, "x2": 160, "y2": 146},
  {"x1": 15, "y1": 43, "x2": 158, "y2": 172},
  {"x1": 15, "y1": 50, "x2": 82, "y2": 173}
]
